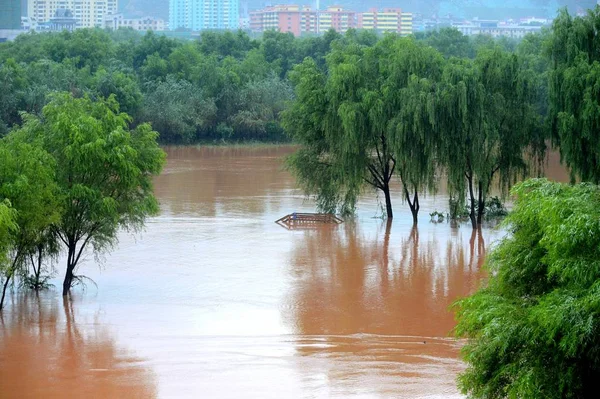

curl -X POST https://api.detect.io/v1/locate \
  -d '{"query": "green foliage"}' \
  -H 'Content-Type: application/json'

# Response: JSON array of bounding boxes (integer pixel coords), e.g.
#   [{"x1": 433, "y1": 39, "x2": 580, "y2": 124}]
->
[
  {"x1": 141, "y1": 76, "x2": 216, "y2": 142},
  {"x1": 383, "y1": 38, "x2": 444, "y2": 221},
  {"x1": 284, "y1": 58, "x2": 358, "y2": 215},
  {"x1": 199, "y1": 30, "x2": 257, "y2": 60},
  {"x1": 0, "y1": 29, "x2": 302, "y2": 143},
  {"x1": 484, "y1": 196, "x2": 508, "y2": 218},
  {"x1": 420, "y1": 28, "x2": 476, "y2": 58},
  {"x1": 231, "y1": 74, "x2": 293, "y2": 140},
  {"x1": 15, "y1": 93, "x2": 165, "y2": 295},
  {"x1": 0, "y1": 135, "x2": 61, "y2": 252},
  {"x1": 0, "y1": 133, "x2": 60, "y2": 308},
  {"x1": 435, "y1": 46, "x2": 541, "y2": 228},
  {"x1": 0, "y1": 200, "x2": 17, "y2": 272},
  {"x1": 429, "y1": 210, "x2": 446, "y2": 223},
  {"x1": 284, "y1": 36, "x2": 445, "y2": 220},
  {"x1": 455, "y1": 179, "x2": 600, "y2": 398},
  {"x1": 92, "y1": 67, "x2": 142, "y2": 114},
  {"x1": 547, "y1": 8, "x2": 600, "y2": 183}
]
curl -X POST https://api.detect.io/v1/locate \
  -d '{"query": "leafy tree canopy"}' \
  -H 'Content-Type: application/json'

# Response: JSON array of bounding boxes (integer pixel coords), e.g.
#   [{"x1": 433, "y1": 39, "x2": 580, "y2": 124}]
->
[
  {"x1": 548, "y1": 7, "x2": 600, "y2": 183},
  {"x1": 455, "y1": 179, "x2": 600, "y2": 398},
  {"x1": 15, "y1": 93, "x2": 165, "y2": 295}
]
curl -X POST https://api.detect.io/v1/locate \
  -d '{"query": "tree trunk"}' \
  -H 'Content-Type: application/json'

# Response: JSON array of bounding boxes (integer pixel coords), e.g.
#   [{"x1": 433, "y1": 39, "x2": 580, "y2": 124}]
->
[
  {"x1": 62, "y1": 265, "x2": 74, "y2": 296},
  {"x1": 31, "y1": 245, "x2": 43, "y2": 290},
  {"x1": 403, "y1": 183, "x2": 420, "y2": 225},
  {"x1": 382, "y1": 219, "x2": 392, "y2": 273},
  {"x1": 0, "y1": 273, "x2": 12, "y2": 311},
  {"x1": 411, "y1": 191, "x2": 420, "y2": 225},
  {"x1": 1, "y1": 256, "x2": 20, "y2": 311},
  {"x1": 476, "y1": 181, "x2": 486, "y2": 226},
  {"x1": 382, "y1": 183, "x2": 393, "y2": 219},
  {"x1": 62, "y1": 244, "x2": 75, "y2": 296},
  {"x1": 467, "y1": 173, "x2": 477, "y2": 229}
]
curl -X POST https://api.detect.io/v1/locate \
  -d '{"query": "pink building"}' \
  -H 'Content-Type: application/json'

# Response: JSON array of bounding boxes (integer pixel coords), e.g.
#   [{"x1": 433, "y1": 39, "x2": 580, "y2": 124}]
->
[
  {"x1": 250, "y1": 4, "x2": 355, "y2": 37},
  {"x1": 250, "y1": 4, "x2": 315, "y2": 37}
]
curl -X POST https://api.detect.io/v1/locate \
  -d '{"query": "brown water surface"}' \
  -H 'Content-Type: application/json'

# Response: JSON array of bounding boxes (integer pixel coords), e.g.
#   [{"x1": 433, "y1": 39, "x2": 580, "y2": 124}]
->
[{"x1": 0, "y1": 146, "x2": 566, "y2": 398}]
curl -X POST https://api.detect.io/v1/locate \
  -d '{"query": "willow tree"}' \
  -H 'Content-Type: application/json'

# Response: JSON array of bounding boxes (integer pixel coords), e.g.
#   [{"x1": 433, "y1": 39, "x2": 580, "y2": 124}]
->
[
  {"x1": 0, "y1": 136, "x2": 61, "y2": 310},
  {"x1": 383, "y1": 39, "x2": 443, "y2": 224},
  {"x1": 285, "y1": 37, "x2": 443, "y2": 220},
  {"x1": 548, "y1": 8, "x2": 600, "y2": 183},
  {"x1": 18, "y1": 93, "x2": 165, "y2": 296},
  {"x1": 284, "y1": 42, "x2": 396, "y2": 217},
  {"x1": 436, "y1": 49, "x2": 539, "y2": 229}
]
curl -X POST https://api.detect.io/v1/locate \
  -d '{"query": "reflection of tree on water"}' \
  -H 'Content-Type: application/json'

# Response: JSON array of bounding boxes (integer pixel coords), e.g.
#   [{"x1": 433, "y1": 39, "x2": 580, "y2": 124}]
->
[
  {"x1": 285, "y1": 222, "x2": 491, "y2": 338},
  {"x1": 0, "y1": 294, "x2": 156, "y2": 398},
  {"x1": 284, "y1": 222, "x2": 493, "y2": 397}
]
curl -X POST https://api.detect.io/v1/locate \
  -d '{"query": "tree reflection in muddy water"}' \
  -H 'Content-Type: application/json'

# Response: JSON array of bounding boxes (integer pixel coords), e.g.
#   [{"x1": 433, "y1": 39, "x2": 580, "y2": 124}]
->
[
  {"x1": 0, "y1": 294, "x2": 157, "y2": 398},
  {"x1": 284, "y1": 220, "x2": 501, "y2": 398}
]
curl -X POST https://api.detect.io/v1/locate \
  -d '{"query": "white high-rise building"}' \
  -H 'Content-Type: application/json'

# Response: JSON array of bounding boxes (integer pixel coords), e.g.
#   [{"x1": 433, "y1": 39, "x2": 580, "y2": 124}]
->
[
  {"x1": 169, "y1": 0, "x2": 239, "y2": 31},
  {"x1": 28, "y1": 0, "x2": 118, "y2": 29}
]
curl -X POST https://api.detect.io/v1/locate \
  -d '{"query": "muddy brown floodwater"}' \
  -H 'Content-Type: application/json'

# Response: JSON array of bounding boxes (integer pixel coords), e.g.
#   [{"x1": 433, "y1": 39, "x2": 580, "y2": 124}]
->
[{"x1": 0, "y1": 146, "x2": 568, "y2": 398}]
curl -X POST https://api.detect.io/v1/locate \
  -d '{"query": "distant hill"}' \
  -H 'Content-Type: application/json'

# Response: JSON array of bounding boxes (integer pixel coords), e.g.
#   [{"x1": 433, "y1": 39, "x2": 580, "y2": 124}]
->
[{"x1": 119, "y1": 0, "x2": 598, "y2": 23}]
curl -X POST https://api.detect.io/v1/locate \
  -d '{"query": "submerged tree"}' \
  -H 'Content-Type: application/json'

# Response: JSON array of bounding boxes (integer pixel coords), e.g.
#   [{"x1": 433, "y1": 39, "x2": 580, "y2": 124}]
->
[
  {"x1": 285, "y1": 37, "x2": 442, "y2": 220},
  {"x1": 17, "y1": 93, "x2": 165, "y2": 296},
  {"x1": 383, "y1": 39, "x2": 443, "y2": 223},
  {"x1": 283, "y1": 51, "x2": 382, "y2": 216},
  {"x1": 435, "y1": 48, "x2": 540, "y2": 229},
  {"x1": 455, "y1": 179, "x2": 600, "y2": 398},
  {"x1": 0, "y1": 136, "x2": 60, "y2": 310}
]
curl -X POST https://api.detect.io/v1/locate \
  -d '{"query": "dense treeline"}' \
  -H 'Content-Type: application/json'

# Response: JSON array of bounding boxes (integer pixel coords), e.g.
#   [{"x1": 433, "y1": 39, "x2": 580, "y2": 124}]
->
[
  {"x1": 0, "y1": 27, "x2": 523, "y2": 144},
  {"x1": 0, "y1": 28, "x2": 361, "y2": 142}
]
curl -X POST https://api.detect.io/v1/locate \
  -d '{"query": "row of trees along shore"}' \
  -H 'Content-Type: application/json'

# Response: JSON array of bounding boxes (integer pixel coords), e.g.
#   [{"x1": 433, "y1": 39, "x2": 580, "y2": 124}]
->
[{"x1": 2, "y1": 7, "x2": 600, "y2": 398}]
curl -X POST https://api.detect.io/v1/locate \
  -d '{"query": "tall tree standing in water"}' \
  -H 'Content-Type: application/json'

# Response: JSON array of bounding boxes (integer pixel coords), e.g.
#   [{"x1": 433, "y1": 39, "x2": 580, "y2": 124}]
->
[
  {"x1": 17, "y1": 93, "x2": 165, "y2": 296},
  {"x1": 284, "y1": 42, "x2": 397, "y2": 218},
  {"x1": 383, "y1": 39, "x2": 443, "y2": 224},
  {"x1": 435, "y1": 48, "x2": 540, "y2": 229},
  {"x1": 285, "y1": 37, "x2": 443, "y2": 221},
  {"x1": 548, "y1": 8, "x2": 600, "y2": 183},
  {"x1": 0, "y1": 137, "x2": 60, "y2": 310}
]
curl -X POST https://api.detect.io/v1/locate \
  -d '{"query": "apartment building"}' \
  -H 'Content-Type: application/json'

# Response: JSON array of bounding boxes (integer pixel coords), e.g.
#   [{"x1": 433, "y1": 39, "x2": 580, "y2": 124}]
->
[
  {"x1": 400, "y1": 12, "x2": 413, "y2": 36},
  {"x1": 453, "y1": 20, "x2": 543, "y2": 38},
  {"x1": 105, "y1": 13, "x2": 166, "y2": 31},
  {"x1": 0, "y1": 0, "x2": 22, "y2": 29},
  {"x1": 169, "y1": 0, "x2": 239, "y2": 31},
  {"x1": 28, "y1": 0, "x2": 118, "y2": 29},
  {"x1": 250, "y1": 4, "x2": 315, "y2": 36},
  {"x1": 317, "y1": 5, "x2": 356, "y2": 33},
  {"x1": 250, "y1": 5, "x2": 355, "y2": 36},
  {"x1": 357, "y1": 8, "x2": 413, "y2": 35}
]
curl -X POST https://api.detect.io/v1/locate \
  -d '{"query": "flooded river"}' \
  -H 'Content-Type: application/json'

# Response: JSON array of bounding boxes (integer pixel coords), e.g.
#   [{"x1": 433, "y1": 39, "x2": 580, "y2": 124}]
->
[{"x1": 0, "y1": 146, "x2": 568, "y2": 398}]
